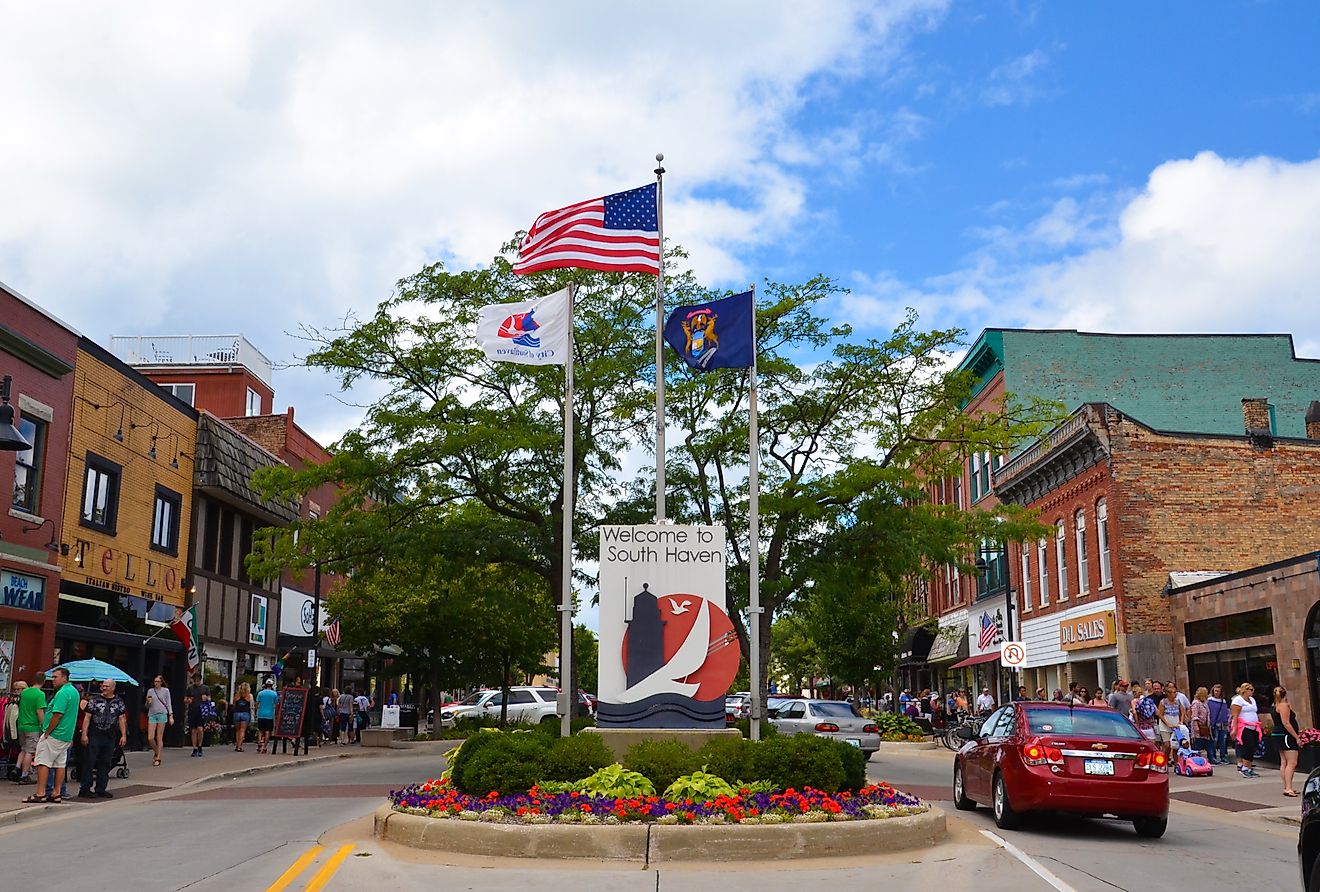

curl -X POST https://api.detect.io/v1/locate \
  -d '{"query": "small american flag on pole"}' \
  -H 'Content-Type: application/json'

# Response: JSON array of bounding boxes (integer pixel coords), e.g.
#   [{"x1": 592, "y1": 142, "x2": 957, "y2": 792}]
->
[
  {"x1": 978, "y1": 612, "x2": 998, "y2": 650},
  {"x1": 513, "y1": 183, "x2": 660, "y2": 276},
  {"x1": 324, "y1": 618, "x2": 342, "y2": 649}
]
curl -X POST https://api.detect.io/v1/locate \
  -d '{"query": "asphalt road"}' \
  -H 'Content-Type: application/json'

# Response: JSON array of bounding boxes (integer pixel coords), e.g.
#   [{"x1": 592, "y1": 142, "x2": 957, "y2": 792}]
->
[{"x1": 0, "y1": 743, "x2": 1302, "y2": 891}]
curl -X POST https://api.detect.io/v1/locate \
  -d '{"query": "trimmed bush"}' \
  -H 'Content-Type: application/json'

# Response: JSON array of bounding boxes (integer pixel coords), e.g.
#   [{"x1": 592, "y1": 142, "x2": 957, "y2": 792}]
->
[
  {"x1": 694, "y1": 736, "x2": 753, "y2": 784},
  {"x1": 732, "y1": 718, "x2": 779, "y2": 740},
  {"x1": 529, "y1": 716, "x2": 598, "y2": 739},
  {"x1": 540, "y1": 732, "x2": 614, "y2": 782},
  {"x1": 749, "y1": 734, "x2": 846, "y2": 793},
  {"x1": 622, "y1": 739, "x2": 699, "y2": 793},
  {"x1": 450, "y1": 731, "x2": 551, "y2": 795},
  {"x1": 835, "y1": 740, "x2": 868, "y2": 792}
]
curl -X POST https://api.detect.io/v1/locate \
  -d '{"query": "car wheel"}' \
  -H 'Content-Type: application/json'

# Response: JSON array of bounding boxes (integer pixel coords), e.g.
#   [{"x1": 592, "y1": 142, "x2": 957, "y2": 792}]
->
[
  {"x1": 1132, "y1": 816, "x2": 1167, "y2": 838},
  {"x1": 992, "y1": 773, "x2": 1021, "y2": 830},
  {"x1": 953, "y1": 762, "x2": 976, "y2": 811},
  {"x1": 1308, "y1": 852, "x2": 1320, "y2": 892}
]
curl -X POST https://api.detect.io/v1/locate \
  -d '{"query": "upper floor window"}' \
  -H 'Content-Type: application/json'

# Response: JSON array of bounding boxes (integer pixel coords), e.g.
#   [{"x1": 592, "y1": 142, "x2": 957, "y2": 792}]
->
[
  {"x1": 164, "y1": 383, "x2": 195, "y2": 406},
  {"x1": 151, "y1": 485, "x2": 182, "y2": 555},
  {"x1": 245, "y1": 387, "x2": 261, "y2": 416},
  {"x1": 970, "y1": 453, "x2": 981, "y2": 502},
  {"x1": 1020, "y1": 545, "x2": 1032, "y2": 612},
  {"x1": 81, "y1": 452, "x2": 122, "y2": 534},
  {"x1": 1097, "y1": 498, "x2": 1112, "y2": 587},
  {"x1": 1055, "y1": 520, "x2": 1069, "y2": 602},
  {"x1": 1074, "y1": 509, "x2": 1089, "y2": 595},
  {"x1": 12, "y1": 416, "x2": 47, "y2": 514},
  {"x1": 1037, "y1": 539, "x2": 1050, "y2": 607},
  {"x1": 953, "y1": 477, "x2": 963, "y2": 510}
]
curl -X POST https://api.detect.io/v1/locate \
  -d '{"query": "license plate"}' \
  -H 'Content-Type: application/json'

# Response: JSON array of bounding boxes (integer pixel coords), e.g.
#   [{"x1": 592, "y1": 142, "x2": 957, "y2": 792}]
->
[
  {"x1": 846, "y1": 738, "x2": 862, "y2": 748},
  {"x1": 1084, "y1": 759, "x2": 1114, "y2": 775}
]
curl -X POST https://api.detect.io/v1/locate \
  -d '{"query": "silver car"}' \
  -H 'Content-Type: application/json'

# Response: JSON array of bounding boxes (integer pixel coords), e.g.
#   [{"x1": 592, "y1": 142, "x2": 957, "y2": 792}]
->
[{"x1": 769, "y1": 698, "x2": 881, "y2": 757}]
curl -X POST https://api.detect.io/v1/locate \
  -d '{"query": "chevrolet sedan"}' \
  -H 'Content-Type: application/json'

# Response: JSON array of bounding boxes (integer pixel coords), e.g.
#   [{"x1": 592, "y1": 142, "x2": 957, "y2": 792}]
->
[
  {"x1": 953, "y1": 702, "x2": 1169, "y2": 837},
  {"x1": 769, "y1": 698, "x2": 880, "y2": 757}
]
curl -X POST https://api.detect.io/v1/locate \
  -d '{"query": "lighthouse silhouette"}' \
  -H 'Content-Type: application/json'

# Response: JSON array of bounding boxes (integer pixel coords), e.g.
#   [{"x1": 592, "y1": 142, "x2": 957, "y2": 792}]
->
[{"x1": 625, "y1": 582, "x2": 666, "y2": 688}]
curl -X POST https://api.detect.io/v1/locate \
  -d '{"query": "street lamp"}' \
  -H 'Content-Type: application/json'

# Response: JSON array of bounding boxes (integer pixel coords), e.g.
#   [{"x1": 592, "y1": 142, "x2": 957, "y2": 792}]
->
[{"x1": 0, "y1": 376, "x2": 31, "y2": 451}]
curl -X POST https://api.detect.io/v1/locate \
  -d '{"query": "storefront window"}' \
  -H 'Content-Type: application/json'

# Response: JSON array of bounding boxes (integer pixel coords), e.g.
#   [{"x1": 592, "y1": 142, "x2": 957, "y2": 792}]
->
[
  {"x1": 1185, "y1": 608, "x2": 1274, "y2": 647},
  {"x1": 203, "y1": 658, "x2": 233, "y2": 699},
  {"x1": 1187, "y1": 645, "x2": 1278, "y2": 703}
]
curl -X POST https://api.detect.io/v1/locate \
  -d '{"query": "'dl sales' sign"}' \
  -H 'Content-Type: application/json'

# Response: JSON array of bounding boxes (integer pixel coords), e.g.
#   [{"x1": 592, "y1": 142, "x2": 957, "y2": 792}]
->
[{"x1": 1058, "y1": 610, "x2": 1116, "y2": 651}]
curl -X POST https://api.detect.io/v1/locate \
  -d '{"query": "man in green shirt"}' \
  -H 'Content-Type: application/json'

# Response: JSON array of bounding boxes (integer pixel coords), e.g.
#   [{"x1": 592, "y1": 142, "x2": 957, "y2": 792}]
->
[
  {"x1": 15, "y1": 669, "x2": 47, "y2": 783},
  {"x1": 25, "y1": 667, "x2": 78, "y2": 804}
]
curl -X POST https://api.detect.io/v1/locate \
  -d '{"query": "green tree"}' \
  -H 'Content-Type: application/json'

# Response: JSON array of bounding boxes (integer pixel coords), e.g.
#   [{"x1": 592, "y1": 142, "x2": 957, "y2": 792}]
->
[
  {"x1": 769, "y1": 612, "x2": 819, "y2": 696},
  {"x1": 572, "y1": 624, "x2": 599, "y2": 695}
]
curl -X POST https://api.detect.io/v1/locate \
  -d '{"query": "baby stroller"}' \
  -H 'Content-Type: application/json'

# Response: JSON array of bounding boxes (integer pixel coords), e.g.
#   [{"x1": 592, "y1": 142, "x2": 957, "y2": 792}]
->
[{"x1": 68, "y1": 742, "x2": 130, "y2": 783}]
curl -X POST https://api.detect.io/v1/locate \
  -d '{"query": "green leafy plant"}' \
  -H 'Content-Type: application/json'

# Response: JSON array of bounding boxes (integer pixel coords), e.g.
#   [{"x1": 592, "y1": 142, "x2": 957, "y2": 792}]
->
[
  {"x1": 533, "y1": 779, "x2": 579, "y2": 794},
  {"x1": 449, "y1": 730, "x2": 551, "y2": 795},
  {"x1": 869, "y1": 712, "x2": 925, "y2": 740},
  {"x1": 732, "y1": 718, "x2": 779, "y2": 740},
  {"x1": 577, "y1": 764, "x2": 656, "y2": 798},
  {"x1": 694, "y1": 736, "x2": 753, "y2": 784},
  {"x1": 622, "y1": 739, "x2": 699, "y2": 793},
  {"x1": 540, "y1": 732, "x2": 614, "y2": 782},
  {"x1": 664, "y1": 769, "x2": 738, "y2": 802},
  {"x1": 749, "y1": 734, "x2": 846, "y2": 793},
  {"x1": 835, "y1": 740, "x2": 868, "y2": 792}
]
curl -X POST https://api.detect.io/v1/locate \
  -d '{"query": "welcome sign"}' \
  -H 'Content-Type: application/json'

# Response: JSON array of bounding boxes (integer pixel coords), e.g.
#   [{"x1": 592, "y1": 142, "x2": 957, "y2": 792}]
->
[{"x1": 597, "y1": 525, "x2": 738, "y2": 728}]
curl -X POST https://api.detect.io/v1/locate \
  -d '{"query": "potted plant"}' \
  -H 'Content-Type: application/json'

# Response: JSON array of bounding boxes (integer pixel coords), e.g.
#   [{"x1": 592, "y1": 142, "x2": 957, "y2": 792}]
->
[{"x1": 1297, "y1": 728, "x2": 1320, "y2": 774}]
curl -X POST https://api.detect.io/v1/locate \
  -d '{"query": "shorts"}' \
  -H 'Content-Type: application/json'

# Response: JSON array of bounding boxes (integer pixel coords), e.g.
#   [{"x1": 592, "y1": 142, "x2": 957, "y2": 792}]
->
[
  {"x1": 1237, "y1": 727, "x2": 1261, "y2": 760},
  {"x1": 34, "y1": 735, "x2": 71, "y2": 769},
  {"x1": 1157, "y1": 725, "x2": 1174, "y2": 744},
  {"x1": 258, "y1": 718, "x2": 274, "y2": 732},
  {"x1": 148, "y1": 713, "x2": 170, "y2": 725},
  {"x1": 20, "y1": 730, "x2": 40, "y2": 754},
  {"x1": 1275, "y1": 733, "x2": 1299, "y2": 752},
  {"x1": 232, "y1": 712, "x2": 251, "y2": 723}
]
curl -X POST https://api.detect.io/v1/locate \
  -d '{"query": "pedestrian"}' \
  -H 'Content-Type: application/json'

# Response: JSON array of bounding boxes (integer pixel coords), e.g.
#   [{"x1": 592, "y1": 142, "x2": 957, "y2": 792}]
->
[
  {"x1": 299, "y1": 687, "x2": 322, "y2": 754},
  {"x1": 15, "y1": 670, "x2": 46, "y2": 783},
  {"x1": 974, "y1": 687, "x2": 995, "y2": 715},
  {"x1": 354, "y1": 689, "x2": 372, "y2": 742},
  {"x1": 1107, "y1": 679, "x2": 1133, "y2": 714},
  {"x1": 24, "y1": 667, "x2": 78, "y2": 804},
  {"x1": 231, "y1": 682, "x2": 253, "y2": 752},
  {"x1": 1034, "y1": 687, "x2": 1046, "y2": 701},
  {"x1": 184, "y1": 671, "x2": 208, "y2": 757},
  {"x1": 1231, "y1": 682, "x2": 1262, "y2": 778},
  {"x1": 77, "y1": 679, "x2": 127, "y2": 800},
  {"x1": 1089, "y1": 688, "x2": 1107, "y2": 707},
  {"x1": 1012, "y1": 685, "x2": 1028, "y2": 702},
  {"x1": 1131, "y1": 684, "x2": 1159, "y2": 742},
  {"x1": 1189, "y1": 687, "x2": 1212, "y2": 757},
  {"x1": 1271, "y1": 686, "x2": 1302, "y2": 797},
  {"x1": 1071, "y1": 686, "x2": 1089, "y2": 705},
  {"x1": 337, "y1": 688, "x2": 354, "y2": 743},
  {"x1": 144, "y1": 675, "x2": 173, "y2": 766},
  {"x1": 1207, "y1": 683, "x2": 1231, "y2": 764},
  {"x1": 255, "y1": 679, "x2": 279, "y2": 754},
  {"x1": 1158, "y1": 681, "x2": 1187, "y2": 757}
]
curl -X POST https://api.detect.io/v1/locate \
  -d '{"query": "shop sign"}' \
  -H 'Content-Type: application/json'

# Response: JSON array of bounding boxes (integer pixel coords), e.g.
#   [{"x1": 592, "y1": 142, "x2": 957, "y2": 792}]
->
[
  {"x1": 1059, "y1": 610, "x2": 1116, "y2": 651},
  {"x1": 250, "y1": 593, "x2": 268, "y2": 646},
  {"x1": 70, "y1": 539, "x2": 182, "y2": 605},
  {"x1": 1, "y1": 571, "x2": 44, "y2": 612}
]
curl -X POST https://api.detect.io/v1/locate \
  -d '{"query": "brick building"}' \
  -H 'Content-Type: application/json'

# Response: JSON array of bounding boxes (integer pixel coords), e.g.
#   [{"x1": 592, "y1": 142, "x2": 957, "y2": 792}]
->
[
  {"x1": 914, "y1": 329, "x2": 1320, "y2": 703},
  {"x1": 0, "y1": 281, "x2": 77, "y2": 691},
  {"x1": 994, "y1": 401, "x2": 1320, "y2": 693}
]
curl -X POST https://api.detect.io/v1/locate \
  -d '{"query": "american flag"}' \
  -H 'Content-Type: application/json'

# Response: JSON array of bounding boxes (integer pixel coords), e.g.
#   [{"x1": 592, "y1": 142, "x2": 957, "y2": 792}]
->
[
  {"x1": 513, "y1": 183, "x2": 660, "y2": 276},
  {"x1": 978, "y1": 612, "x2": 998, "y2": 650},
  {"x1": 324, "y1": 618, "x2": 341, "y2": 649}
]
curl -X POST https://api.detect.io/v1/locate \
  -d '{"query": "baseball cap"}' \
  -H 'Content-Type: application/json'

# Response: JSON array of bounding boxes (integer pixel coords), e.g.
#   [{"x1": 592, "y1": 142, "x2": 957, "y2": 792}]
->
[
  {"x1": 263, "y1": 678, "x2": 274, "y2": 687},
  {"x1": 1118, "y1": 679, "x2": 1129, "y2": 685}
]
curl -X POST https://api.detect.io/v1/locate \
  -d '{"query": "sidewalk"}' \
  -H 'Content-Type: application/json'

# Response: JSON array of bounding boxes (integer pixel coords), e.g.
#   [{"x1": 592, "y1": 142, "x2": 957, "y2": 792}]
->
[
  {"x1": 1168, "y1": 759, "x2": 1307, "y2": 825},
  {"x1": 0, "y1": 739, "x2": 366, "y2": 823}
]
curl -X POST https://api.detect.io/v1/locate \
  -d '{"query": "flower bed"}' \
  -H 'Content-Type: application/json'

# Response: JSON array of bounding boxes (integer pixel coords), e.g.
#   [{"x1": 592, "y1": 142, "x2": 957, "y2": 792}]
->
[{"x1": 389, "y1": 778, "x2": 925, "y2": 826}]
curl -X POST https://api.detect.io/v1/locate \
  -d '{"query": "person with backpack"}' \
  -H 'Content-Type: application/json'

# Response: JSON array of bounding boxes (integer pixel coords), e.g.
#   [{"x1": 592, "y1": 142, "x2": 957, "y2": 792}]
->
[{"x1": 1130, "y1": 683, "x2": 1159, "y2": 742}]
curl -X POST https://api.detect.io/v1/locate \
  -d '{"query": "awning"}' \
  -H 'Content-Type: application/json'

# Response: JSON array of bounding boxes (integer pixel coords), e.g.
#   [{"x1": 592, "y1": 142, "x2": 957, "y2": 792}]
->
[
  {"x1": 926, "y1": 626, "x2": 968, "y2": 663},
  {"x1": 950, "y1": 652, "x2": 1000, "y2": 670},
  {"x1": 898, "y1": 627, "x2": 936, "y2": 666}
]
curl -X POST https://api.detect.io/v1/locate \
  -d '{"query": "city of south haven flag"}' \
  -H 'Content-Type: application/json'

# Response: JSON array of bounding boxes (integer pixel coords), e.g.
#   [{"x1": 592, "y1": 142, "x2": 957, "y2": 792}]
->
[
  {"x1": 476, "y1": 287, "x2": 570, "y2": 366},
  {"x1": 513, "y1": 183, "x2": 660, "y2": 276},
  {"x1": 663, "y1": 290, "x2": 754, "y2": 371}
]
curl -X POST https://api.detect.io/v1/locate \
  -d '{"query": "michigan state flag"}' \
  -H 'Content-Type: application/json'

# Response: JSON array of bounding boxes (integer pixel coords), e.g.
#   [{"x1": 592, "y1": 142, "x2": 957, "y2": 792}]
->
[{"x1": 663, "y1": 290, "x2": 754, "y2": 371}]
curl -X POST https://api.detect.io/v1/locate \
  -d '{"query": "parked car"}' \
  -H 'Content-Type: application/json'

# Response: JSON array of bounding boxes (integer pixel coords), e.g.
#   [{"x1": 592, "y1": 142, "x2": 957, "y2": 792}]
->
[
  {"x1": 725, "y1": 692, "x2": 751, "y2": 720},
  {"x1": 768, "y1": 698, "x2": 880, "y2": 757},
  {"x1": 953, "y1": 702, "x2": 1169, "y2": 837},
  {"x1": 440, "y1": 686, "x2": 560, "y2": 727},
  {"x1": 1298, "y1": 764, "x2": 1320, "y2": 890},
  {"x1": 578, "y1": 691, "x2": 598, "y2": 715}
]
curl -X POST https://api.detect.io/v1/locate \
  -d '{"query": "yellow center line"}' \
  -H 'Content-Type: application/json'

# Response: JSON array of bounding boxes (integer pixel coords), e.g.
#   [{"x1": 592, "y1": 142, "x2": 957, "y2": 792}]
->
[
  {"x1": 265, "y1": 845, "x2": 324, "y2": 892},
  {"x1": 304, "y1": 843, "x2": 355, "y2": 892}
]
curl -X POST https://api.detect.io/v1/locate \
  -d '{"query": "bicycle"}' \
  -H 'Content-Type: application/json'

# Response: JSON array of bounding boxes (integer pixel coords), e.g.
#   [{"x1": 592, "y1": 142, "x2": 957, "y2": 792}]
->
[{"x1": 941, "y1": 712, "x2": 985, "y2": 750}]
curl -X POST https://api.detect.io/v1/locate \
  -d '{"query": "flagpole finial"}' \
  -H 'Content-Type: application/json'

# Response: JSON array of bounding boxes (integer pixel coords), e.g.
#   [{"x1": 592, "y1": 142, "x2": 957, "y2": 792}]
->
[{"x1": 655, "y1": 153, "x2": 665, "y2": 175}]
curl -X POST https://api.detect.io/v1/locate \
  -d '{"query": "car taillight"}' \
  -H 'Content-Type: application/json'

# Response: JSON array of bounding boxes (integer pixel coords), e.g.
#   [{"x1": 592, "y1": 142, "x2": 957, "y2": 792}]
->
[
  {"x1": 1136, "y1": 751, "x2": 1169, "y2": 773},
  {"x1": 862, "y1": 723, "x2": 878, "y2": 734},
  {"x1": 1021, "y1": 743, "x2": 1064, "y2": 766},
  {"x1": 815, "y1": 722, "x2": 840, "y2": 733}
]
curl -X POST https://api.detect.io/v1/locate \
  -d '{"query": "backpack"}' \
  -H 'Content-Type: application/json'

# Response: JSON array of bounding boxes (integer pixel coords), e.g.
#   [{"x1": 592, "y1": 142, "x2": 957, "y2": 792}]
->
[{"x1": 1134, "y1": 695, "x2": 1159, "y2": 720}]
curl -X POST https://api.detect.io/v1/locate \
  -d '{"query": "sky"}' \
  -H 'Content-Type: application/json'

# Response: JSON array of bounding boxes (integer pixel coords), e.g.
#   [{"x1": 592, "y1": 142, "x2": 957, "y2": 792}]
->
[{"x1": 2, "y1": 2, "x2": 1318, "y2": 454}]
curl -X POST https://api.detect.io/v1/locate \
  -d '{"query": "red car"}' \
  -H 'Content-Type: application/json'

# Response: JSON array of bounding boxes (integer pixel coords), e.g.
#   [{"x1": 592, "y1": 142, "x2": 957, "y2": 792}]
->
[{"x1": 953, "y1": 702, "x2": 1169, "y2": 838}]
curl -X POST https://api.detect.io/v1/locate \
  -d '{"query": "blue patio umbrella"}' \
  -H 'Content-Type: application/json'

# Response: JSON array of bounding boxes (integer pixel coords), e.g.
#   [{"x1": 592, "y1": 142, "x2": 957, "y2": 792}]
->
[{"x1": 44, "y1": 658, "x2": 140, "y2": 686}]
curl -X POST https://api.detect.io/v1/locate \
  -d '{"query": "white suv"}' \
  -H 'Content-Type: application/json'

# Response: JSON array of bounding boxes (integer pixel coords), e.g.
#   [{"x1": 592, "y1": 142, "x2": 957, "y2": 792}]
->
[{"x1": 439, "y1": 687, "x2": 560, "y2": 727}]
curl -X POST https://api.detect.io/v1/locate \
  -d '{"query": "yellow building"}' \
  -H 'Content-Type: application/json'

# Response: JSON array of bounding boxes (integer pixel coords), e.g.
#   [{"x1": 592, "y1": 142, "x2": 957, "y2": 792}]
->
[{"x1": 55, "y1": 338, "x2": 198, "y2": 680}]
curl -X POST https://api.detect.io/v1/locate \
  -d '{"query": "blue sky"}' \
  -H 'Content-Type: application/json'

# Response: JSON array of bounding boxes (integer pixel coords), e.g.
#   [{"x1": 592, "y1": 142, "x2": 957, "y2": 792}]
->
[{"x1": 1, "y1": 2, "x2": 1318, "y2": 448}]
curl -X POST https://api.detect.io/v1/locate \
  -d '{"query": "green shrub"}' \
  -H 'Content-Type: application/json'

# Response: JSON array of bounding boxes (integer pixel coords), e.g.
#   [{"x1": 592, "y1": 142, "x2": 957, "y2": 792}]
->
[
  {"x1": 577, "y1": 764, "x2": 656, "y2": 798},
  {"x1": 529, "y1": 716, "x2": 598, "y2": 738},
  {"x1": 450, "y1": 731, "x2": 551, "y2": 795},
  {"x1": 732, "y1": 718, "x2": 779, "y2": 739},
  {"x1": 870, "y1": 712, "x2": 925, "y2": 740},
  {"x1": 622, "y1": 739, "x2": 698, "y2": 793},
  {"x1": 748, "y1": 734, "x2": 845, "y2": 793},
  {"x1": 694, "y1": 736, "x2": 753, "y2": 784},
  {"x1": 541, "y1": 732, "x2": 614, "y2": 782},
  {"x1": 664, "y1": 769, "x2": 737, "y2": 802},
  {"x1": 835, "y1": 740, "x2": 868, "y2": 792}
]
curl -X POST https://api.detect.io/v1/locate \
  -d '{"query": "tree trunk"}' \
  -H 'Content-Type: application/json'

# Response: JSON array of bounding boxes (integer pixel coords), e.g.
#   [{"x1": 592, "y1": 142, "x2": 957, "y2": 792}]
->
[
  {"x1": 429, "y1": 666, "x2": 443, "y2": 736},
  {"x1": 500, "y1": 656, "x2": 511, "y2": 726}
]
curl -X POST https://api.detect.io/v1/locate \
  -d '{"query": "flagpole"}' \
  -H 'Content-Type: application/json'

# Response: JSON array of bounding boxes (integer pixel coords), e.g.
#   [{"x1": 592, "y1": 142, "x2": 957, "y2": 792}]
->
[
  {"x1": 747, "y1": 283, "x2": 762, "y2": 741},
  {"x1": 560, "y1": 282, "x2": 576, "y2": 738},
  {"x1": 654, "y1": 153, "x2": 666, "y2": 522}
]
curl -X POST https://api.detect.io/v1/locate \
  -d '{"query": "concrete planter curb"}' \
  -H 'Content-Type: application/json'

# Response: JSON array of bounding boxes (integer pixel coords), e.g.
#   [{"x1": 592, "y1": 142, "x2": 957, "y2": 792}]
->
[
  {"x1": 374, "y1": 803, "x2": 946, "y2": 863},
  {"x1": 879, "y1": 740, "x2": 939, "y2": 751}
]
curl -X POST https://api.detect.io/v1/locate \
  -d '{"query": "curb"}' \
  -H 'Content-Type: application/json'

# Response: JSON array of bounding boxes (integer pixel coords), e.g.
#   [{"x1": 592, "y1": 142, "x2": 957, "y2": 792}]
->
[
  {"x1": 880, "y1": 740, "x2": 939, "y2": 751},
  {"x1": 374, "y1": 803, "x2": 947, "y2": 863}
]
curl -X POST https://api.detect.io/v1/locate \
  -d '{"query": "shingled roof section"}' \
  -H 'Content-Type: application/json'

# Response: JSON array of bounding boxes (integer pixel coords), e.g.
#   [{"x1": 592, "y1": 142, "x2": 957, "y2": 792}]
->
[{"x1": 194, "y1": 412, "x2": 299, "y2": 524}]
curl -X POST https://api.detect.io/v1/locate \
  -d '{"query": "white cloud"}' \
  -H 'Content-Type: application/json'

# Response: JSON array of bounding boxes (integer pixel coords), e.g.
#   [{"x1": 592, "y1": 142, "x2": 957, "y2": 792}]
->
[
  {"x1": 0, "y1": 1, "x2": 949, "y2": 441},
  {"x1": 980, "y1": 49, "x2": 1051, "y2": 107}
]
